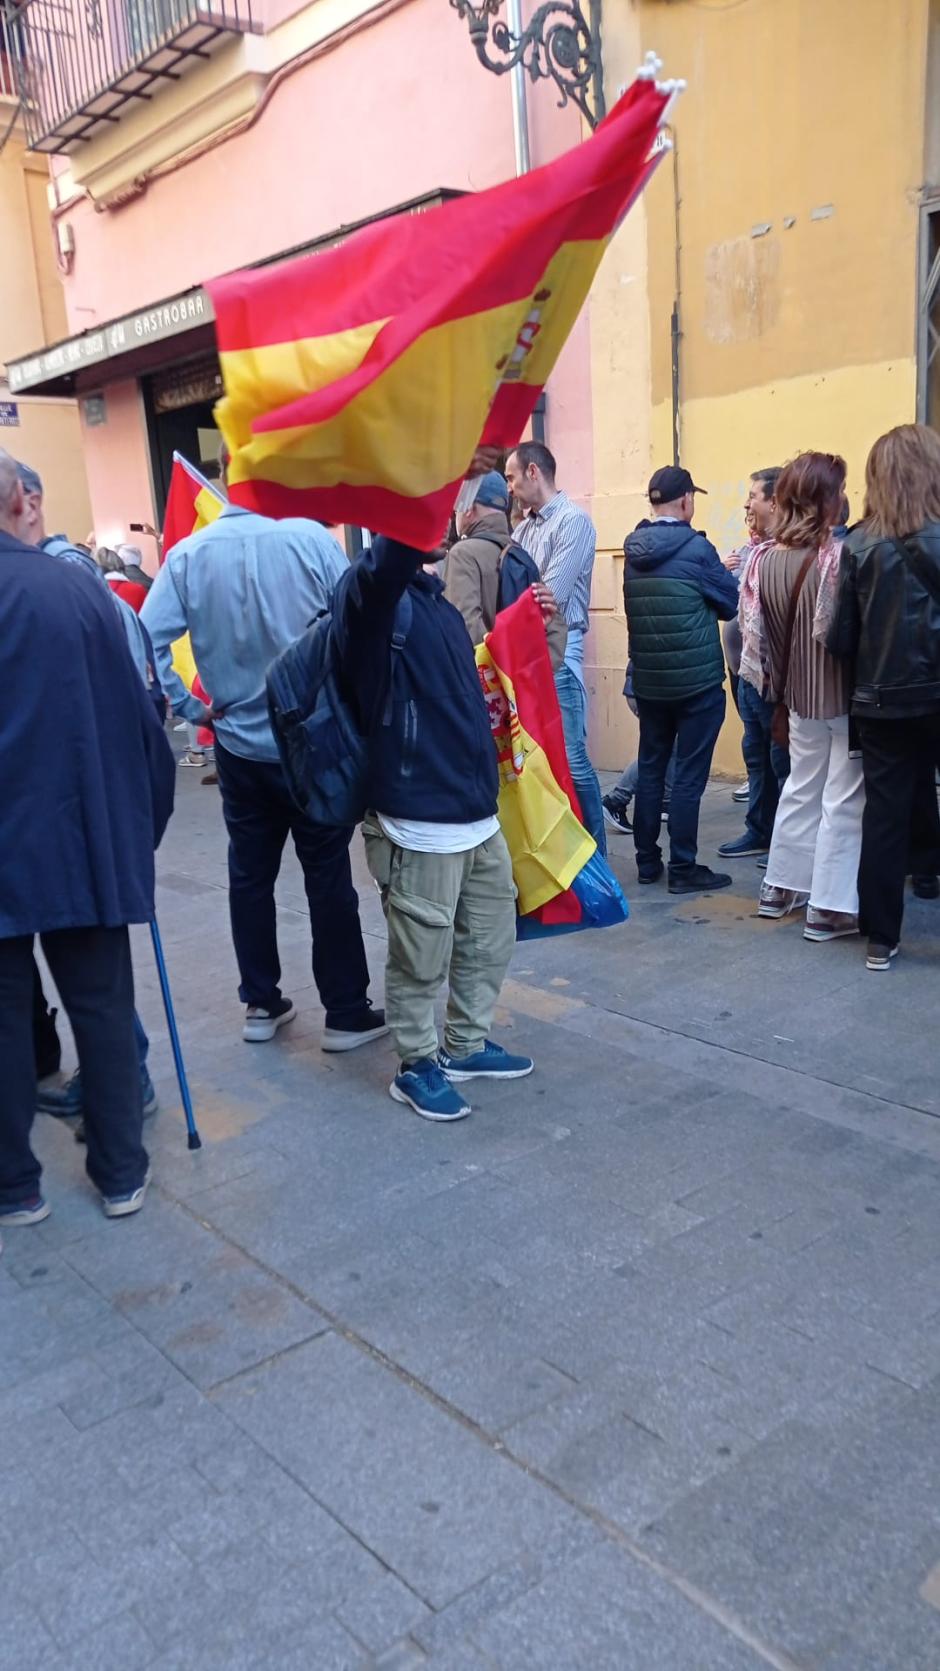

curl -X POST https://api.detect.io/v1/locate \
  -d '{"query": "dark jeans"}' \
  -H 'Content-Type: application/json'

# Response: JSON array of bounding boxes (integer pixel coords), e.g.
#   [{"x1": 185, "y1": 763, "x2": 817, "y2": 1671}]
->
[
  {"x1": 857, "y1": 714, "x2": 940, "y2": 948},
  {"x1": 32, "y1": 953, "x2": 150, "y2": 1078},
  {"x1": 32, "y1": 959, "x2": 61, "y2": 1080},
  {"x1": 0, "y1": 927, "x2": 145, "y2": 1208},
  {"x1": 555, "y1": 665, "x2": 607, "y2": 858},
  {"x1": 634, "y1": 686, "x2": 726, "y2": 876},
  {"x1": 738, "y1": 678, "x2": 790, "y2": 846},
  {"x1": 214, "y1": 741, "x2": 371, "y2": 1024}
]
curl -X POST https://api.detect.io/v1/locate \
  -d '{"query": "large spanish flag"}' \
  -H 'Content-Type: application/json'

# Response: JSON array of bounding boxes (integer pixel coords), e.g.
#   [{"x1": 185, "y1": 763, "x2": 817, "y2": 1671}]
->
[
  {"x1": 207, "y1": 67, "x2": 676, "y2": 549},
  {"x1": 160, "y1": 452, "x2": 225, "y2": 691}
]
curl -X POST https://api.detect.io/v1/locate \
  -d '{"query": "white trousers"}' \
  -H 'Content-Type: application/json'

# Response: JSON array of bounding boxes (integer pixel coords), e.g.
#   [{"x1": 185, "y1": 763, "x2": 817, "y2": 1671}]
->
[{"x1": 764, "y1": 712, "x2": 865, "y2": 913}]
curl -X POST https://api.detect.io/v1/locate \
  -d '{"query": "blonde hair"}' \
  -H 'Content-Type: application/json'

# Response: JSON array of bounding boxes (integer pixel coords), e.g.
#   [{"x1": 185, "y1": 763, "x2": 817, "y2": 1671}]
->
[
  {"x1": 863, "y1": 424, "x2": 940, "y2": 539},
  {"x1": 772, "y1": 452, "x2": 846, "y2": 551}
]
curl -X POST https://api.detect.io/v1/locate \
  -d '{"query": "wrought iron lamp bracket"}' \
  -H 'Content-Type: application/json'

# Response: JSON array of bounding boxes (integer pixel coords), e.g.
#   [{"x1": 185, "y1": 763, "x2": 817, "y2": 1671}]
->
[{"x1": 449, "y1": 0, "x2": 603, "y2": 129}]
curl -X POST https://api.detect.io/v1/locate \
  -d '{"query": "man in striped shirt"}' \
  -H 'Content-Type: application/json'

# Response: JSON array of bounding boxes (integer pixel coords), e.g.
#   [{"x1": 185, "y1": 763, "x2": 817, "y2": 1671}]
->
[{"x1": 506, "y1": 442, "x2": 607, "y2": 855}]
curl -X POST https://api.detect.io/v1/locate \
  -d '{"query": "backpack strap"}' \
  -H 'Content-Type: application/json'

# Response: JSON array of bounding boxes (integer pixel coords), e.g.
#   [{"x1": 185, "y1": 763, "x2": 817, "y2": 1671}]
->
[
  {"x1": 382, "y1": 589, "x2": 413, "y2": 724},
  {"x1": 391, "y1": 588, "x2": 412, "y2": 651}
]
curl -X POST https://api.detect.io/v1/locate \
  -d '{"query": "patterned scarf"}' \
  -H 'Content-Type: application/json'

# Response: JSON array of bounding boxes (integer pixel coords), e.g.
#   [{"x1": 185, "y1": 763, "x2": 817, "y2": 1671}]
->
[
  {"x1": 811, "y1": 536, "x2": 845, "y2": 645},
  {"x1": 737, "y1": 537, "x2": 776, "y2": 696}
]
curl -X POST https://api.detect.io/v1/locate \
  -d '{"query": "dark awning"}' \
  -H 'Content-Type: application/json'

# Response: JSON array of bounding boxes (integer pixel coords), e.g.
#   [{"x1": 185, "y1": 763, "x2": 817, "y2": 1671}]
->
[{"x1": 6, "y1": 188, "x2": 464, "y2": 397}]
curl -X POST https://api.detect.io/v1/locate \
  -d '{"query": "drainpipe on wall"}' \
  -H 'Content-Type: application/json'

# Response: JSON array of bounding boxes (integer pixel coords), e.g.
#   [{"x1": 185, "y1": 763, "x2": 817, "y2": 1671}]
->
[
  {"x1": 507, "y1": 0, "x2": 531, "y2": 177},
  {"x1": 668, "y1": 123, "x2": 682, "y2": 467}
]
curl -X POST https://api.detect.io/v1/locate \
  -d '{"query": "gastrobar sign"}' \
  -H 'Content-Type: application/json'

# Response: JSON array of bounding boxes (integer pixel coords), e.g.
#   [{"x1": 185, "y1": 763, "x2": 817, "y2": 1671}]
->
[{"x1": 7, "y1": 287, "x2": 214, "y2": 394}]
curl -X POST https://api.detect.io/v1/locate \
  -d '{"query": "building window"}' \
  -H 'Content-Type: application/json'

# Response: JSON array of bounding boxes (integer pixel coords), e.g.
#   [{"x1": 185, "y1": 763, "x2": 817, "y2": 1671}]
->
[{"x1": 918, "y1": 200, "x2": 940, "y2": 427}]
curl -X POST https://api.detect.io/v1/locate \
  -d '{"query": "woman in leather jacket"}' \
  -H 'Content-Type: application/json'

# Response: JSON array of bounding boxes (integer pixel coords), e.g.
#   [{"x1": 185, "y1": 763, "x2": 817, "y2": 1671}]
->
[{"x1": 828, "y1": 424, "x2": 940, "y2": 970}]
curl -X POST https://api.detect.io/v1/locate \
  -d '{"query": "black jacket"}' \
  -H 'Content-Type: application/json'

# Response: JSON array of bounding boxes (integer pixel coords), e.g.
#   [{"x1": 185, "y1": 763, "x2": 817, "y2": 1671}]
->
[
  {"x1": 623, "y1": 519, "x2": 738, "y2": 702},
  {"x1": 827, "y1": 522, "x2": 940, "y2": 717},
  {"x1": 332, "y1": 536, "x2": 499, "y2": 822}
]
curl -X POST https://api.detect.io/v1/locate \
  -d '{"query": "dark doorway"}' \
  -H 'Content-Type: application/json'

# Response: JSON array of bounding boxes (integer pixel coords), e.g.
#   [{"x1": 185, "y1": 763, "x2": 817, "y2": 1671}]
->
[{"x1": 143, "y1": 356, "x2": 223, "y2": 521}]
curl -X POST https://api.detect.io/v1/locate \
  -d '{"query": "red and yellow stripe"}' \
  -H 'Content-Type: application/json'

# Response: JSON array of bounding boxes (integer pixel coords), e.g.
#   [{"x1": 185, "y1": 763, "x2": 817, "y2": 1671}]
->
[{"x1": 208, "y1": 75, "x2": 671, "y2": 548}]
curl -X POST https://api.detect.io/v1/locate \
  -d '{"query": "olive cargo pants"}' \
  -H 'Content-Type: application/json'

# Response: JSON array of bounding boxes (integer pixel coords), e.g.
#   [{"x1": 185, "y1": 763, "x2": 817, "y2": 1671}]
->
[{"x1": 363, "y1": 820, "x2": 517, "y2": 1065}]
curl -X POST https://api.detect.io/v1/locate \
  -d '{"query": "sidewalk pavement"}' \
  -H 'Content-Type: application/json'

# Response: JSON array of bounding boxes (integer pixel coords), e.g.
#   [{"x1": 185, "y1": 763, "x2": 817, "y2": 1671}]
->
[{"x1": 4, "y1": 760, "x2": 940, "y2": 1670}]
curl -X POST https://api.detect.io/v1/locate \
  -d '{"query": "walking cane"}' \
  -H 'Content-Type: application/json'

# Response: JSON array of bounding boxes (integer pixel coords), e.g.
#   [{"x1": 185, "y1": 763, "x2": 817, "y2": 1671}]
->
[{"x1": 149, "y1": 918, "x2": 202, "y2": 1150}]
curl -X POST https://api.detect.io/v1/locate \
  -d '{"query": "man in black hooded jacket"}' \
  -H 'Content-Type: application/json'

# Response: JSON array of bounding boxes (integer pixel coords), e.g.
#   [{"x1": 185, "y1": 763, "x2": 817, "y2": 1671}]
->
[{"x1": 332, "y1": 534, "x2": 534, "y2": 1125}]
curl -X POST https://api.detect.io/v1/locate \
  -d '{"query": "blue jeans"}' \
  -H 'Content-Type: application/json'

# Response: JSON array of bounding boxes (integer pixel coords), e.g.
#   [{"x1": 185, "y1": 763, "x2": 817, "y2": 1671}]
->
[
  {"x1": 133, "y1": 1011, "x2": 149, "y2": 1070},
  {"x1": 555, "y1": 665, "x2": 607, "y2": 857},
  {"x1": 634, "y1": 686, "x2": 726, "y2": 876},
  {"x1": 738, "y1": 679, "x2": 790, "y2": 846},
  {"x1": 612, "y1": 745, "x2": 677, "y2": 804}
]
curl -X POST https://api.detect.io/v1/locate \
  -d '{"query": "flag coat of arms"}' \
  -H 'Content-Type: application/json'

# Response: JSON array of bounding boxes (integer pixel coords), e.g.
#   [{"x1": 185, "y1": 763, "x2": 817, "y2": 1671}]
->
[
  {"x1": 477, "y1": 591, "x2": 628, "y2": 936},
  {"x1": 207, "y1": 66, "x2": 678, "y2": 548}
]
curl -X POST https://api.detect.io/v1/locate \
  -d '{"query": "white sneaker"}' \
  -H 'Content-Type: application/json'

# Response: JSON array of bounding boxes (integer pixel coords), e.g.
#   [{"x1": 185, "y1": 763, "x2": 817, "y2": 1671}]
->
[
  {"x1": 101, "y1": 1169, "x2": 151, "y2": 1219},
  {"x1": 242, "y1": 1001, "x2": 297, "y2": 1042}
]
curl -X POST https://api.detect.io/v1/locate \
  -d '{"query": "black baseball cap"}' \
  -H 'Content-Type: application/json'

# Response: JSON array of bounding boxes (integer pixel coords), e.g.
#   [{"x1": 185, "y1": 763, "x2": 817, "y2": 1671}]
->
[{"x1": 648, "y1": 465, "x2": 707, "y2": 504}]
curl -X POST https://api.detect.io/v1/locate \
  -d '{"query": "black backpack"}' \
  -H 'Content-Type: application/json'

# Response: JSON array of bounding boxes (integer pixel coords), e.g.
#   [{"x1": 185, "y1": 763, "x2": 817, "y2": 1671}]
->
[
  {"x1": 267, "y1": 593, "x2": 412, "y2": 827},
  {"x1": 496, "y1": 538, "x2": 541, "y2": 613}
]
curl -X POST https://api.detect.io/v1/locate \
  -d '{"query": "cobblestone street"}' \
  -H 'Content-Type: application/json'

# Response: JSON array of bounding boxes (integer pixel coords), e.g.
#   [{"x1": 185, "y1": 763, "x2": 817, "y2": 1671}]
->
[{"x1": 5, "y1": 758, "x2": 940, "y2": 1671}]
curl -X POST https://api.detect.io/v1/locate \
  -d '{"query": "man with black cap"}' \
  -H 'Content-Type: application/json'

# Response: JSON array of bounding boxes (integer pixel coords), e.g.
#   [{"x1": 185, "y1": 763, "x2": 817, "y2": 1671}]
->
[{"x1": 623, "y1": 466, "x2": 739, "y2": 893}]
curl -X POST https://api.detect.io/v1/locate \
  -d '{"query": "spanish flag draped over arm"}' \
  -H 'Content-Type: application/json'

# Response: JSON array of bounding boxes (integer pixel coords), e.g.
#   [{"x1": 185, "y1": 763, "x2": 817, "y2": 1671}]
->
[
  {"x1": 207, "y1": 66, "x2": 678, "y2": 549},
  {"x1": 476, "y1": 590, "x2": 628, "y2": 936},
  {"x1": 160, "y1": 452, "x2": 225, "y2": 692}
]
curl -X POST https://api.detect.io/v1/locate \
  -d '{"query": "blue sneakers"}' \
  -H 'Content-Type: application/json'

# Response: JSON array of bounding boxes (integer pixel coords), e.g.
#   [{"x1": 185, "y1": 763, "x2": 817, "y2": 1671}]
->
[
  {"x1": 718, "y1": 832, "x2": 771, "y2": 859},
  {"x1": 438, "y1": 1041, "x2": 535, "y2": 1082},
  {"x1": 0, "y1": 1196, "x2": 51, "y2": 1226},
  {"x1": 38, "y1": 1068, "x2": 158, "y2": 1119},
  {"x1": 389, "y1": 1059, "x2": 471, "y2": 1122}
]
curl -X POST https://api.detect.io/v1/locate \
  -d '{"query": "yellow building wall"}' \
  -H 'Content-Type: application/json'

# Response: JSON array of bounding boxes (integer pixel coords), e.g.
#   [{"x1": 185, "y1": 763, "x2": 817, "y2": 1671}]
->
[
  {"x1": 588, "y1": 0, "x2": 930, "y2": 773},
  {"x1": 0, "y1": 129, "x2": 91, "y2": 539},
  {"x1": 585, "y1": 1, "x2": 649, "y2": 769}
]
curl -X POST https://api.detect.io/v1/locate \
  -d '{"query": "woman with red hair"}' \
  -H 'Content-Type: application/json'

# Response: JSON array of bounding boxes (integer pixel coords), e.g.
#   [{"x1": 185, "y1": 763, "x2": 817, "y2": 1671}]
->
[{"x1": 756, "y1": 452, "x2": 862, "y2": 939}]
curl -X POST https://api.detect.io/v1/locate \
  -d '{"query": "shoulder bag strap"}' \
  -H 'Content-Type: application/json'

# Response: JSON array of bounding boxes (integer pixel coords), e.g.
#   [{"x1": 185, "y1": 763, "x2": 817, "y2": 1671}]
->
[
  {"x1": 891, "y1": 538, "x2": 940, "y2": 610},
  {"x1": 777, "y1": 550, "x2": 817, "y2": 700}
]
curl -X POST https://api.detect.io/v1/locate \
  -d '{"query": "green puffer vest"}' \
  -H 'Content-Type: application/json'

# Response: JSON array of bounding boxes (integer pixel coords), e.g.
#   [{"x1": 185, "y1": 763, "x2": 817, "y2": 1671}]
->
[{"x1": 626, "y1": 575, "x2": 726, "y2": 702}]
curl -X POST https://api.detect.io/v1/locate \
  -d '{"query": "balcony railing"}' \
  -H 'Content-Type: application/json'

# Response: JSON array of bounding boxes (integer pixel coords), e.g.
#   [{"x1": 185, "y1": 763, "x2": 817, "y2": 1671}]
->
[
  {"x1": 2, "y1": 0, "x2": 258, "y2": 152},
  {"x1": 1, "y1": 3, "x2": 21, "y2": 98}
]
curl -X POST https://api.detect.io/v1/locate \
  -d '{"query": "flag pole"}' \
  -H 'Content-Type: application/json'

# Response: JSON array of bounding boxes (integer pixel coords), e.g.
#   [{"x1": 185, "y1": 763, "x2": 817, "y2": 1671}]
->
[{"x1": 149, "y1": 917, "x2": 202, "y2": 1150}]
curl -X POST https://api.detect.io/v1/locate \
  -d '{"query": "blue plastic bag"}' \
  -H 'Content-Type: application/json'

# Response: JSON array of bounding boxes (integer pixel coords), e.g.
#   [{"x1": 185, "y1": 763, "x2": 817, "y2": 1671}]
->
[{"x1": 516, "y1": 850, "x2": 629, "y2": 940}]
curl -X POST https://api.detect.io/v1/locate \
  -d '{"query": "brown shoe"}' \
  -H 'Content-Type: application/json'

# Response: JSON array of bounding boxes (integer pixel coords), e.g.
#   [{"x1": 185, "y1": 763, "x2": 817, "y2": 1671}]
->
[
  {"x1": 201, "y1": 772, "x2": 218, "y2": 786},
  {"x1": 758, "y1": 884, "x2": 810, "y2": 919},
  {"x1": 803, "y1": 908, "x2": 859, "y2": 942}
]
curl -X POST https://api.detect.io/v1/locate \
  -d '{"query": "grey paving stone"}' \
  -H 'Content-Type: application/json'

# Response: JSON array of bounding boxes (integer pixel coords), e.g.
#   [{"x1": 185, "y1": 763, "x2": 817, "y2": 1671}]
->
[
  {"x1": 17, "y1": 766, "x2": 940, "y2": 1668},
  {"x1": 215, "y1": 1331, "x2": 584, "y2": 1609},
  {"x1": 411, "y1": 1522, "x2": 603, "y2": 1657},
  {"x1": 422, "y1": 1348, "x2": 576, "y2": 1434},
  {"x1": 468, "y1": 1539, "x2": 766, "y2": 1669},
  {"x1": 335, "y1": 1572, "x2": 431, "y2": 1654},
  {"x1": 371, "y1": 1640, "x2": 429, "y2": 1671},
  {"x1": 0, "y1": 1597, "x2": 70, "y2": 1671},
  {"x1": 63, "y1": 1610, "x2": 157, "y2": 1671}
]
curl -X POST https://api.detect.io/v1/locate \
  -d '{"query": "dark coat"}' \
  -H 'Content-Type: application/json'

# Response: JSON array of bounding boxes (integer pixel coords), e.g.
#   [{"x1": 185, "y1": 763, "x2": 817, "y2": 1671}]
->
[
  {"x1": 332, "y1": 536, "x2": 499, "y2": 823},
  {"x1": 827, "y1": 522, "x2": 940, "y2": 717},
  {"x1": 0, "y1": 531, "x2": 176, "y2": 938},
  {"x1": 623, "y1": 519, "x2": 738, "y2": 703}
]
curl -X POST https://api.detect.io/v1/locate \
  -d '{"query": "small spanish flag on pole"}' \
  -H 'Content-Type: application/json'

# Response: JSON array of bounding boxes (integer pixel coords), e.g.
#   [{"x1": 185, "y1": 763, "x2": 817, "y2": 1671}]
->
[
  {"x1": 162, "y1": 452, "x2": 225, "y2": 559},
  {"x1": 207, "y1": 60, "x2": 682, "y2": 549},
  {"x1": 160, "y1": 452, "x2": 225, "y2": 690}
]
